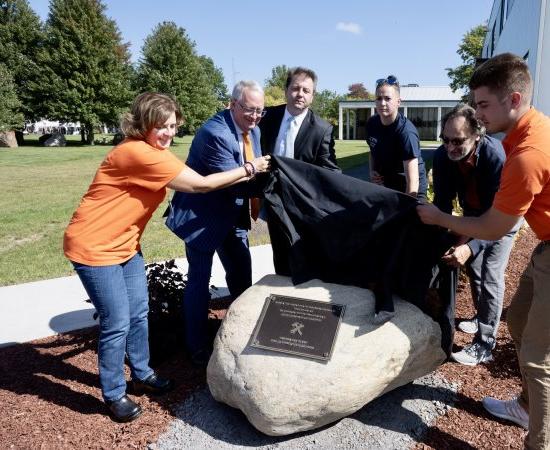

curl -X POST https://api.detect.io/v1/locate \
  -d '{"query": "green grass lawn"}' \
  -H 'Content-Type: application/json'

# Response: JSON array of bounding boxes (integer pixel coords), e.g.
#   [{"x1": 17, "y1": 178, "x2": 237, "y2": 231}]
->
[
  {"x1": 0, "y1": 136, "x2": 370, "y2": 286},
  {"x1": 0, "y1": 136, "x2": 192, "y2": 286}
]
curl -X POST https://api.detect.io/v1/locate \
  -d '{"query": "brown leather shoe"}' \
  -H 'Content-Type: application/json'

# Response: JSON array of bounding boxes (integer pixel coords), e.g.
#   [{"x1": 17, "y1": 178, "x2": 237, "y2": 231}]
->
[{"x1": 105, "y1": 395, "x2": 142, "y2": 422}]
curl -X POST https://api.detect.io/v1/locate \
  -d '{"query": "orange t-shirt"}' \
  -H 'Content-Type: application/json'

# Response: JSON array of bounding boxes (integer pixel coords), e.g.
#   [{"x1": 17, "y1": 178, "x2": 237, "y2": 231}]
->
[
  {"x1": 64, "y1": 139, "x2": 185, "y2": 265},
  {"x1": 493, "y1": 108, "x2": 550, "y2": 241}
]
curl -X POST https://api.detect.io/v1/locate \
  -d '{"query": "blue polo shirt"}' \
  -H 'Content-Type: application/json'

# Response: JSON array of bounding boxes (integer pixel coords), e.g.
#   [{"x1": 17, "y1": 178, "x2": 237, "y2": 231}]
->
[{"x1": 366, "y1": 112, "x2": 427, "y2": 197}]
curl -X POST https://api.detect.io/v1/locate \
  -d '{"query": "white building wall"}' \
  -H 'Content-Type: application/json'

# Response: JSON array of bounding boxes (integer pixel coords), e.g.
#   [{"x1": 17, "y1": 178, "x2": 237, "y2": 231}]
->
[{"x1": 536, "y1": 2, "x2": 550, "y2": 113}]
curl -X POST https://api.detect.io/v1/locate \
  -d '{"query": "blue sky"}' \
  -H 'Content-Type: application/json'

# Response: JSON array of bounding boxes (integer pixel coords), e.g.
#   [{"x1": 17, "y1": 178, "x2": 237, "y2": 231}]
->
[{"x1": 29, "y1": 0, "x2": 494, "y2": 93}]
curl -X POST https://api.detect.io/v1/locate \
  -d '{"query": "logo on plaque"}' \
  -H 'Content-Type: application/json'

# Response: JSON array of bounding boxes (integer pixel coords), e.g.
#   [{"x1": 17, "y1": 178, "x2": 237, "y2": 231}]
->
[
  {"x1": 250, "y1": 294, "x2": 346, "y2": 361},
  {"x1": 290, "y1": 321, "x2": 304, "y2": 335}
]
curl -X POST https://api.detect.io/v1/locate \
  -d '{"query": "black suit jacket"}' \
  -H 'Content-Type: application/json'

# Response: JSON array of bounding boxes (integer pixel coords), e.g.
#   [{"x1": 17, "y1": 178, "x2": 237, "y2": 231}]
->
[
  {"x1": 259, "y1": 104, "x2": 340, "y2": 171},
  {"x1": 263, "y1": 156, "x2": 457, "y2": 355}
]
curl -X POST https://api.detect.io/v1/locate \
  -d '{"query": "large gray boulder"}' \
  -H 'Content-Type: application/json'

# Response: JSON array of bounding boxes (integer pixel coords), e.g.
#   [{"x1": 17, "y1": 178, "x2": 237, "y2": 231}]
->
[
  {"x1": 207, "y1": 274, "x2": 446, "y2": 436},
  {"x1": 0, "y1": 131, "x2": 18, "y2": 148}
]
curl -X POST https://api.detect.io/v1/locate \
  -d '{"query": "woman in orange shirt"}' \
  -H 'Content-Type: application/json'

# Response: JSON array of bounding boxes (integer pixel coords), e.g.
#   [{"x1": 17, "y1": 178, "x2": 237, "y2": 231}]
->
[{"x1": 63, "y1": 92, "x2": 269, "y2": 422}]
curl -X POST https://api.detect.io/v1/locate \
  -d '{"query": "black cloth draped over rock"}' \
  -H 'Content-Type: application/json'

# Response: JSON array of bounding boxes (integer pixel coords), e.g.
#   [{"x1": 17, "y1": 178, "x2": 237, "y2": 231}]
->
[{"x1": 262, "y1": 155, "x2": 457, "y2": 355}]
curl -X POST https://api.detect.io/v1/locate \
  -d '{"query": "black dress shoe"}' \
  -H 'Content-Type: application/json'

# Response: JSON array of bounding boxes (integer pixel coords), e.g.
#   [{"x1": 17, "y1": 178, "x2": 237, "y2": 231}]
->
[
  {"x1": 105, "y1": 395, "x2": 142, "y2": 422},
  {"x1": 132, "y1": 372, "x2": 174, "y2": 395}
]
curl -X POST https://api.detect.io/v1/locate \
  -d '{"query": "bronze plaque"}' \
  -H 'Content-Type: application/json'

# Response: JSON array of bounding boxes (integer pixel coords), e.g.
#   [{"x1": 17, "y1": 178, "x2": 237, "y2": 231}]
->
[{"x1": 250, "y1": 294, "x2": 345, "y2": 361}]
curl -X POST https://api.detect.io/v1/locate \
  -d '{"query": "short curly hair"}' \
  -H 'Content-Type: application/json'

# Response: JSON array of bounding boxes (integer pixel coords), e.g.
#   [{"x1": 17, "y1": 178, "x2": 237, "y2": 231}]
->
[
  {"x1": 441, "y1": 103, "x2": 485, "y2": 137},
  {"x1": 120, "y1": 92, "x2": 184, "y2": 140}
]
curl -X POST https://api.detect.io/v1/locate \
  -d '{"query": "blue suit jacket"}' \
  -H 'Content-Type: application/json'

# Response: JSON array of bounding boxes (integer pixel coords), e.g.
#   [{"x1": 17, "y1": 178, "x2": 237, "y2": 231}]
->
[{"x1": 166, "y1": 109, "x2": 261, "y2": 251}]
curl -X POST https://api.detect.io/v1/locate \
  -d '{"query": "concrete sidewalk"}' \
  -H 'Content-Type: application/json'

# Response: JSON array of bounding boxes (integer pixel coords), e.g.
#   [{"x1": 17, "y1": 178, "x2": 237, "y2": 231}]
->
[
  {"x1": 1, "y1": 155, "x2": 436, "y2": 348},
  {"x1": 0, "y1": 245, "x2": 274, "y2": 348}
]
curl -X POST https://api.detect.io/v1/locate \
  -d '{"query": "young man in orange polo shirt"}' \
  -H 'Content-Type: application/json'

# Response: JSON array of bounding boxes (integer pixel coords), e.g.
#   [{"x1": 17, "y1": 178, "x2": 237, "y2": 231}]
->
[{"x1": 417, "y1": 53, "x2": 550, "y2": 449}]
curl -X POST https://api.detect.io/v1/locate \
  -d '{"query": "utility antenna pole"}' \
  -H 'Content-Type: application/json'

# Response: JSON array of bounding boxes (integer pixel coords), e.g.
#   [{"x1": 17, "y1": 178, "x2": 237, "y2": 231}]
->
[{"x1": 231, "y1": 58, "x2": 239, "y2": 87}]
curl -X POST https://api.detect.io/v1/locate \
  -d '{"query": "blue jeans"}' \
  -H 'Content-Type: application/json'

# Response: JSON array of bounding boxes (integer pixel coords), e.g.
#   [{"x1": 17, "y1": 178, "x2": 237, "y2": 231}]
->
[
  {"x1": 72, "y1": 252, "x2": 154, "y2": 402},
  {"x1": 467, "y1": 220, "x2": 522, "y2": 349},
  {"x1": 184, "y1": 227, "x2": 252, "y2": 354}
]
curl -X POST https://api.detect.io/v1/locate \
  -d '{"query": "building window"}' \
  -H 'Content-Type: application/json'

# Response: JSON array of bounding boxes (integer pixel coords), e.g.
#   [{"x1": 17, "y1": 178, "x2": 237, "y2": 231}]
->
[
  {"x1": 408, "y1": 107, "x2": 438, "y2": 140},
  {"x1": 441, "y1": 107, "x2": 454, "y2": 121},
  {"x1": 354, "y1": 108, "x2": 372, "y2": 140}
]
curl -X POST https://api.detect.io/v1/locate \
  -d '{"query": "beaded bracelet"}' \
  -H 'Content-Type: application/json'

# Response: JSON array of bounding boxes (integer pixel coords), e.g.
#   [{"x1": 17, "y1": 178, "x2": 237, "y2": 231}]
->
[{"x1": 243, "y1": 161, "x2": 256, "y2": 178}]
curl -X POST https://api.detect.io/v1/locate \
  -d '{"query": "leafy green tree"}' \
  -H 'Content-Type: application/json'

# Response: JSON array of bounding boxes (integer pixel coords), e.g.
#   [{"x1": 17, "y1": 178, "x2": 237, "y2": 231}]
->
[
  {"x1": 136, "y1": 22, "x2": 222, "y2": 134},
  {"x1": 446, "y1": 24, "x2": 487, "y2": 94},
  {"x1": 264, "y1": 85, "x2": 285, "y2": 107},
  {"x1": 0, "y1": 64, "x2": 24, "y2": 132},
  {"x1": 265, "y1": 64, "x2": 289, "y2": 90},
  {"x1": 0, "y1": 0, "x2": 44, "y2": 120},
  {"x1": 311, "y1": 89, "x2": 343, "y2": 126},
  {"x1": 31, "y1": 0, "x2": 134, "y2": 144},
  {"x1": 198, "y1": 55, "x2": 228, "y2": 109}
]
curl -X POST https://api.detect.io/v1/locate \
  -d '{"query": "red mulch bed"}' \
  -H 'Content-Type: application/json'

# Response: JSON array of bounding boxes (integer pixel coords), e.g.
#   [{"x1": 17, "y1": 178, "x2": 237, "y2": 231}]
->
[
  {"x1": 416, "y1": 226, "x2": 537, "y2": 450},
  {"x1": 0, "y1": 229, "x2": 537, "y2": 449}
]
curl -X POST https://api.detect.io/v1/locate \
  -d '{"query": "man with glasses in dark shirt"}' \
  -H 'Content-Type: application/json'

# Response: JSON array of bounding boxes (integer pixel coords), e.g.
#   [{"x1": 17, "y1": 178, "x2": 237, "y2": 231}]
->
[{"x1": 432, "y1": 104, "x2": 520, "y2": 366}]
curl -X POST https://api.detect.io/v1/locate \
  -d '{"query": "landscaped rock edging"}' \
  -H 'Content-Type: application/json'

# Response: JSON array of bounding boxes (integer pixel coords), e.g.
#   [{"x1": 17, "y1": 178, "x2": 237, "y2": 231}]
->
[{"x1": 207, "y1": 274, "x2": 447, "y2": 436}]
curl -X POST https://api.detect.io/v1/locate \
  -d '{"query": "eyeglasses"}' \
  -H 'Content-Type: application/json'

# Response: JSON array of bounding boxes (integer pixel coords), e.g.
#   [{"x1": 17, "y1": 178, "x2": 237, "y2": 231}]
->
[
  {"x1": 376, "y1": 75, "x2": 399, "y2": 87},
  {"x1": 237, "y1": 101, "x2": 266, "y2": 117},
  {"x1": 440, "y1": 135, "x2": 469, "y2": 146}
]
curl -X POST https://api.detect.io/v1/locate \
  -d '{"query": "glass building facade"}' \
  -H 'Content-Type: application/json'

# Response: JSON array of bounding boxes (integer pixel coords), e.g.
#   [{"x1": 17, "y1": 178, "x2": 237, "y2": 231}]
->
[
  {"x1": 407, "y1": 107, "x2": 438, "y2": 140},
  {"x1": 339, "y1": 101, "x2": 463, "y2": 141}
]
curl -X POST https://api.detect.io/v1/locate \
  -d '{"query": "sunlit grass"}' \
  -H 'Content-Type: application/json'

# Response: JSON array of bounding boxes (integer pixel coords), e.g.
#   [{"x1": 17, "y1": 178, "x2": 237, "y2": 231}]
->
[{"x1": 1, "y1": 135, "x2": 426, "y2": 286}]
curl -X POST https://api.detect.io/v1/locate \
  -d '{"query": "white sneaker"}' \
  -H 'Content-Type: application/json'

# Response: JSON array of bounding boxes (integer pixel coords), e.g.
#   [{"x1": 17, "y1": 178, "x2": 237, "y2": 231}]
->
[
  {"x1": 458, "y1": 318, "x2": 478, "y2": 334},
  {"x1": 451, "y1": 342, "x2": 493, "y2": 366},
  {"x1": 482, "y1": 396, "x2": 529, "y2": 430}
]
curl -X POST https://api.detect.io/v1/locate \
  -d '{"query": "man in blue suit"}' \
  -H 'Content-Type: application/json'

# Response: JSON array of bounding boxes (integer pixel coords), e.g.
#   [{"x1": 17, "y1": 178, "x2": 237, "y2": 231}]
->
[{"x1": 166, "y1": 80, "x2": 265, "y2": 364}]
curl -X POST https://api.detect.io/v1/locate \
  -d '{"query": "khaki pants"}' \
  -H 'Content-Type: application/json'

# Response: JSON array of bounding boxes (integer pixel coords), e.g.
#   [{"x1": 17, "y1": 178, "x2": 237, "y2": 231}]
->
[{"x1": 507, "y1": 242, "x2": 550, "y2": 450}]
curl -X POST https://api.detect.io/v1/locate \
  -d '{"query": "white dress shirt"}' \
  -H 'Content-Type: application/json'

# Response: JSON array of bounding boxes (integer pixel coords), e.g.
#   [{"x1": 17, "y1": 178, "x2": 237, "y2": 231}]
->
[{"x1": 274, "y1": 108, "x2": 308, "y2": 158}]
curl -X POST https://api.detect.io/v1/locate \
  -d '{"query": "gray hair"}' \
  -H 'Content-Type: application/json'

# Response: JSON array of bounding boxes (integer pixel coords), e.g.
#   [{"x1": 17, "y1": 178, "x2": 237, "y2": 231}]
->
[
  {"x1": 231, "y1": 80, "x2": 264, "y2": 101},
  {"x1": 441, "y1": 103, "x2": 486, "y2": 137}
]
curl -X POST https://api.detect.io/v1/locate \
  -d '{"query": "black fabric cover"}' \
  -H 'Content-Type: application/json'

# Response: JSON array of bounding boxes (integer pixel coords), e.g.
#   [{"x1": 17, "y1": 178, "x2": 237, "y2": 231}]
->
[{"x1": 263, "y1": 155, "x2": 457, "y2": 355}]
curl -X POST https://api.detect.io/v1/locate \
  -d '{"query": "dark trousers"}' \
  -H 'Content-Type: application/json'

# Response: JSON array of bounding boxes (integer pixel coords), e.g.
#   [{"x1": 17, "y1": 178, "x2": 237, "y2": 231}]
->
[
  {"x1": 183, "y1": 227, "x2": 252, "y2": 354},
  {"x1": 267, "y1": 217, "x2": 291, "y2": 276}
]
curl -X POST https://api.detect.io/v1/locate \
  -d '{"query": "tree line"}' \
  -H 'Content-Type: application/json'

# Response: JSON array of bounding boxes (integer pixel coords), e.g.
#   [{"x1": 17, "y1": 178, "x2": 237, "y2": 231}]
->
[
  {"x1": 0, "y1": 0, "x2": 226, "y2": 144},
  {"x1": 0, "y1": 0, "x2": 486, "y2": 145}
]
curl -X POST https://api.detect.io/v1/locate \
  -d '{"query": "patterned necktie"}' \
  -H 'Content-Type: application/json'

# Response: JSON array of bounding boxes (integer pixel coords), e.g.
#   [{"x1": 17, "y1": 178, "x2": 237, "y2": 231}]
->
[{"x1": 242, "y1": 131, "x2": 260, "y2": 221}]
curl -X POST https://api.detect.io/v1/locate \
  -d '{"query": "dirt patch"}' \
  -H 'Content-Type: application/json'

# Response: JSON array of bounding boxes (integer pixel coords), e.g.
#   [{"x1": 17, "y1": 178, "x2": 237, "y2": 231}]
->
[{"x1": 0, "y1": 228, "x2": 538, "y2": 449}]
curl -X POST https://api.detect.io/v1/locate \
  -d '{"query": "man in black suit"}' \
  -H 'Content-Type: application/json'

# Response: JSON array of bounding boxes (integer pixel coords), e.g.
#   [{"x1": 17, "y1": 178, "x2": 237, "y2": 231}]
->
[
  {"x1": 260, "y1": 66, "x2": 340, "y2": 170},
  {"x1": 259, "y1": 66, "x2": 340, "y2": 275}
]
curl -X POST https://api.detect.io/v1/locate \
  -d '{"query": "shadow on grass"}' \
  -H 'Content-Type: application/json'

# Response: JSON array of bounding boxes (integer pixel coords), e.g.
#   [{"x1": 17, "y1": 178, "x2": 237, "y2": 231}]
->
[
  {"x1": 20, "y1": 137, "x2": 112, "y2": 147},
  {"x1": 337, "y1": 152, "x2": 369, "y2": 172}
]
